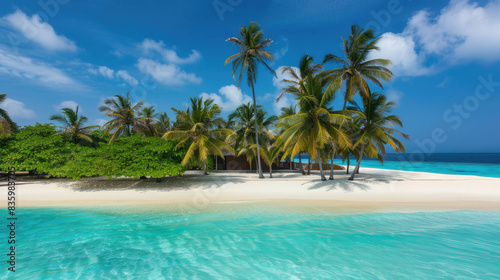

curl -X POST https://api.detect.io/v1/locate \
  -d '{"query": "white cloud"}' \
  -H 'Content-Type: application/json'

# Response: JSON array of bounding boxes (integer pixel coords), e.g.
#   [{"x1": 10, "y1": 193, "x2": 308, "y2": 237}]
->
[
  {"x1": 369, "y1": 32, "x2": 431, "y2": 76},
  {"x1": 0, "y1": 98, "x2": 36, "y2": 119},
  {"x1": 2, "y1": 10, "x2": 77, "y2": 52},
  {"x1": 0, "y1": 48, "x2": 77, "y2": 87},
  {"x1": 54, "y1": 100, "x2": 79, "y2": 111},
  {"x1": 136, "y1": 58, "x2": 201, "y2": 86},
  {"x1": 385, "y1": 90, "x2": 404, "y2": 107},
  {"x1": 139, "y1": 39, "x2": 201, "y2": 64},
  {"x1": 98, "y1": 66, "x2": 114, "y2": 79},
  {"x1": 371, "y1": 0, "x2": 500, "y2": 76},
  {"x1": 116, "y1": 70, "x2": 138, "y2": 86},
  {"x1": 89, "y1": 66, "x2": 138, "y2": 86},
  {"x1": 199, "y1": 85, "x2": 252, "y2": 112}
]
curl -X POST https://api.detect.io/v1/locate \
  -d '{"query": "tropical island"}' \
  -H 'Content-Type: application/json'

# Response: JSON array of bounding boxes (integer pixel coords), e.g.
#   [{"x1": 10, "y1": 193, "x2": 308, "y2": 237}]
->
[{"x1": 1, "y1": 23, "x2": 499, "y2": 211}]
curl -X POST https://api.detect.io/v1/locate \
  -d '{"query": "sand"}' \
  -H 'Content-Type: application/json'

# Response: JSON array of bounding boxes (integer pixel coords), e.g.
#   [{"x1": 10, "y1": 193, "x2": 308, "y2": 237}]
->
[{"x1": 2, "y1": 168, "x2": 500, "y2": 212}]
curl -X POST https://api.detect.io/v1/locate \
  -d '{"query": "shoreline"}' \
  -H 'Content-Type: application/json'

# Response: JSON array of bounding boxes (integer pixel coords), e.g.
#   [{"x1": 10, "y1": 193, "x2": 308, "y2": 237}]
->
[{"x1": 2, "y1": 167, "x2": 500, "y2": 212}]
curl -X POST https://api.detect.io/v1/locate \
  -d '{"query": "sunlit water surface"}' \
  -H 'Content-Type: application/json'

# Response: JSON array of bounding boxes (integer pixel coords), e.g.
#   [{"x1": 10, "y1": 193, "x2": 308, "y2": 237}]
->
[{"x1": 5, "y1": 206, "x2": 500, "y2": 279}]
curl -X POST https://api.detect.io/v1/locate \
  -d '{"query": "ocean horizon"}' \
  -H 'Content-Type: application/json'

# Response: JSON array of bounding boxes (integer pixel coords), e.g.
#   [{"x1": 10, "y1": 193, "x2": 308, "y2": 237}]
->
[{"x1": 293, "y1": 153, "x2": 500, "y2": 178}]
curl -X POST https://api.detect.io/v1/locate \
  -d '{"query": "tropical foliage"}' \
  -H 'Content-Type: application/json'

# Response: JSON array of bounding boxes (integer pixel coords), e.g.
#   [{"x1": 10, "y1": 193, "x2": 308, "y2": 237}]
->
[
  {"x1": 0, "y1": 22, "x2": 409, "y2": 182},
  {"x1": 165, "y1": 97, "x2": 234, "y2": 175},
  {"x1": 224, "y1": 22, "x2": 276, "y2": 178},
  {"x1": 50, "y1": 106, "x2": 97, "y2": 144}
]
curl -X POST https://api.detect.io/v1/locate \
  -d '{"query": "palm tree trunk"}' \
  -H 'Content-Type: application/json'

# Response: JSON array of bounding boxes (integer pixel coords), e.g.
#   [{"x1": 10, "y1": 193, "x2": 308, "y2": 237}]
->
[
  {"x1": 298, "y1": 153, "x2": 305, "y2": 175},
  {"x1": 307, "y1": 156, "x2": 311, "y2": 175},
  {"x1": 255, "y1": 156, "x2": 258, "y2": 174},
  {"x1": 251, "y1": 83, "x2": 264, "y2": 179},
  {"x1": 348, "y1": 144, "x2": 365, "y2": 181},
  {"x1": 269, "y1": 165, "x2": 273, "y2": 178},
  {"x1": 202, "y1": 159, "x2": 208, "y2": 175},
  {"x1": 290, "y1": 157, "x2": 293, "y2": 170},
  {"x1": 317, "y1": 149, "x2": 326, "y2": 181},
  {"x1": 329, "y1": 146, "x2": 336, "y2": 180},
  {"x1": 346, "y1": 157, "x2": 350, "y2": 174}
]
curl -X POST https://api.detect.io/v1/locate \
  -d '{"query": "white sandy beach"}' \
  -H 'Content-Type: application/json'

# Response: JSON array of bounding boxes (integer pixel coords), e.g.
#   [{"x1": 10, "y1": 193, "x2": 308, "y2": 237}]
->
[{"x1": 3, "y1": 167, "x2": 499, "y2": 212}]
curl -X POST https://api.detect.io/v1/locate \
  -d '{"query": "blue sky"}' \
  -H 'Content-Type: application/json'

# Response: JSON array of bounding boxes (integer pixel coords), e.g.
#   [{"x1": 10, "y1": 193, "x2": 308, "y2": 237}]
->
[{"x1": 0, "y1": 0, "x2": 499, "y2": 153}]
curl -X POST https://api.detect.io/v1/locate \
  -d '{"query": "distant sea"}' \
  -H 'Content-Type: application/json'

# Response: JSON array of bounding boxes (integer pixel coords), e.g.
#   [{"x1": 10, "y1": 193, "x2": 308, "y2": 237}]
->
[{"x1": 293, "y1": 153, "x2": 500, "y2": 178}]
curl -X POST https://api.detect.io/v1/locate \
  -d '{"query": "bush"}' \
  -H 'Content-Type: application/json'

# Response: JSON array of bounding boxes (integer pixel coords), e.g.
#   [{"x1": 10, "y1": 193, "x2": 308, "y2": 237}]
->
[{"x1": 0, "y1": 124, "x2": 186, "y2": 180}]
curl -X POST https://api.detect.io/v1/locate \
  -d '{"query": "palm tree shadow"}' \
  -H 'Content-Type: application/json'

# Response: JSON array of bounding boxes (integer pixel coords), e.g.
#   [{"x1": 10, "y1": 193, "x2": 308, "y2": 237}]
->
[
  {"x1": 69, "y1": 172, "x2": 247, "y2": 192},
  {"x1": 305, "y1": 170, "x2": 409, "y2": 192}
]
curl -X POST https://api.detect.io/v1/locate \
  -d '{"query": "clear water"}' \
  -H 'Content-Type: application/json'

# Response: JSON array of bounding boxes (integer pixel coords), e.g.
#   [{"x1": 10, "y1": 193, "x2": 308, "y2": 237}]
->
[
  {"x1": 6, "y1": 207, "x2": 500, "y2": 279},
  {"x1": 293, "y1": 153, "x2": 500, "y2": 178}
]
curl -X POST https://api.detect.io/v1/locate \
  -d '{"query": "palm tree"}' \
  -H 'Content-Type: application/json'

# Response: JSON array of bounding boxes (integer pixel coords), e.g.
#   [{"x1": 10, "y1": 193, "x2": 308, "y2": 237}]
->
[
  {"x1": 165, "y1": 97, "x2": 234, "y2": 175},
  {"x1": 224, "y1": 22, "x2": 276, "y2": 179},
  {"x1": 229, "y1": 103, "x2": 277, "y2": 170},
  {"x1": 98, "y1": 93, "x2": 144, "y2": 142},
  {"x1": 277, "y1": 72, "x2": 351, "y2": 181},
  {"x1": 50, "y1": 106, "x2": 97, "y2": 144},
  {"x1": 276, "y1": 54, "x2": 322, "y2": 102},
  {"x1": 323, "y1": 25, "x2": 393, "y2": 109},
  {"x1": 348, "y1": 93, "x2": 409, "y2": 180},
  {"x1": 0, "y1": 94, "x2": 18, "y2": 135},
  {"x1": 136, "y1": 106, "x2": 159, "y2": 137},
  {"x1": 278, "y1": 105, "x2": 301, "y2": 172},
  {"x1": 156, "y1": 112, "x2": 171, "y2": 135},
  {"x1": 256, "y1": 143, "x2": 282, "y2": 178}
]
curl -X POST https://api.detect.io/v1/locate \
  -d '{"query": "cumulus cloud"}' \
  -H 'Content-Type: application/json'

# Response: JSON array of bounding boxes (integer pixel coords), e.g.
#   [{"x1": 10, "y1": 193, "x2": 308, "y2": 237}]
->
[
  {"x1": 0, "y1": 98, "x2": 36, "y2": 119},
  {"x1": 116, "y1": 70, "x2": 138, "y2": 86},
  {"x1": 371, "y1": 0, "x2": 500, "y2": 76},
  {"x1": 136, "y1": 58, "x2": 201, "y2": 86},
  {"x1": 54, "y1": 100, "x2": 79, "y2": 111},
  {"x1": 139, "y1": 39, "x2": 201, "y2": 65},
  {"x1": 199, "y1": 85, "x2": 252, "y2": 112},
  {"x1": 2, "y1": 10, "x2": 77, "y2": 52},
  {"x1": 369, "y1": 32, "x2": 431, "y2": 76},
  {"x1": 0, "y1": 48, "x2": 77, "y2": 87}
]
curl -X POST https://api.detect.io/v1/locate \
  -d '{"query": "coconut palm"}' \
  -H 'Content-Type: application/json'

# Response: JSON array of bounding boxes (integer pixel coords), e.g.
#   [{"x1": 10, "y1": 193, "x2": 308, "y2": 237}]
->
[
  {"x1": 156, "y1": 112, "x2": 171, "y2": 135},
  {"x1": 277, "y1": 72, "x2": 351, "y2": 181},
  {"x1": 224, "y1": 22, "x2": 276, "y2": 179},
  {"x1": 98, "y1": 93, "x2": 144, "y2": 142},
  {"x1": 0, "y1": 94, "x2": 18, "y2": 135},
  {"x1": 347, "y1": 93, "x2": 409, "y2": 180},
  {"x1": 278, "y1": 105, "x2": 301, "y2": 172},
  {"x1": 256, "y1": 142, "x2": 282, "y2": 178},
  {"x1": 323, "y1": 25, "x2": 393, "y2": 109},
  {"x1": 136, "y1": 105, "x2": 159, "y2": 137},
  {"x1": 165, "y1": 97, "x2": 234, "y2": 175},
  {"x1": 276, "y1": 54, "x2": 322, "y2": 102},
  {"x1": 50, "y1": 106, "x2": 97, "y2": 144},
  {"x1": 228, "y1": 103, "x2": 278, "y2": 160}
]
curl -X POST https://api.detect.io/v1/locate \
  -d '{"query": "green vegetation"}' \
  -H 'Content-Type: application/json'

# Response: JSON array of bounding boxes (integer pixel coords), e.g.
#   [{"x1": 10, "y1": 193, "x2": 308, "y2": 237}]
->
[
  {"x1": 0, "y1": 23, "x2": 408, "y2": 182},
  {"x1": 224, "y1": 22, "x2": 276, "y2": 179}
]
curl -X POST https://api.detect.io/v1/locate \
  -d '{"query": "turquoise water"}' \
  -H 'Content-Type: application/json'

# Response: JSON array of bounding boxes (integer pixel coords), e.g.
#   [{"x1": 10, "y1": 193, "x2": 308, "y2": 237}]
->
[
  {"x1": 293, "y1": 153, "x2": 500, "y2": 178},
  {"x1": 5, "y1": 207, "x2": 500, "y2": 279},
  {"x1": 352, "y1": 159, "x2": 500, "y2": 178}
]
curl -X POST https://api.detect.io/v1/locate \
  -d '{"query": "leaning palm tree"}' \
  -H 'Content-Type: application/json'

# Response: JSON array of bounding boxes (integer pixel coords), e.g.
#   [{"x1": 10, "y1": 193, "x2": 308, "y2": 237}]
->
[
  {"x1": 98, "y1": 93, "x2": 144, "y2": 142},
  {"x1": 50, "y1": 106, "x2": 97, "y2": 144},
  {"x1": 255, "y1": 142, "x2": 282, "y2": 178},
  {"x1": 348, "y1": 93, "x2": 409, "y2": 180},
  {"x1": 277, "y1": 72, "x2": 351, "y2": 181},
  {"x1": 224, "y1": 22, "x2": 276, "y2": 179},
  {"x1": 323, "y1": 25, "x2": 393, "y2": 109},
  {"x1": 0, "y1": 94, "x2": 18, "y2": 135},
  {"x1": 165, "y1": 97, "x2": 234, "y2": 175}
]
